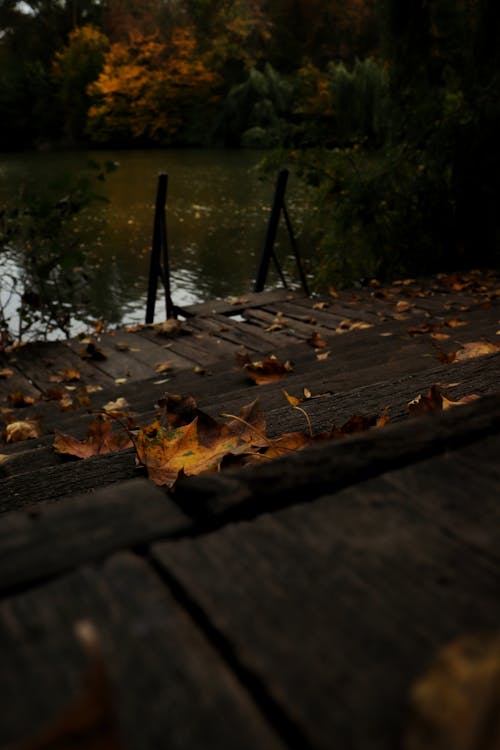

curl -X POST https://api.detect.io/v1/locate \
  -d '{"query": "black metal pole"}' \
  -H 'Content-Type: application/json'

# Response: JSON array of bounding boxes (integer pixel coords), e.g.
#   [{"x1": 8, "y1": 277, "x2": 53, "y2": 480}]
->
[
  {"x1": 282, "y1": 201, "x2": 309, "y2": 296},
  {"x1": 254, "y1": 169, "x2": 289, "y2": 292},
  {"x1": 145, "y1": 173, "x2": 168, "y2": 324}
]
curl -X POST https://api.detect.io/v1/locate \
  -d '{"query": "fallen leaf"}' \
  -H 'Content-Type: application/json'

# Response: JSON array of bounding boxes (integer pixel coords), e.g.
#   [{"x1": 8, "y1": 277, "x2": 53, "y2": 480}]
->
[
  {"x1": 114, "y1": 341, "x2": 130, "y2": 352},
  {"x1": 4, "y1": 417, "x2": 42, "y2": 443},
  {"x1": 59, "y1": 393, "x2": 75, "y2": 411},
  {"x1": 408, "y1": 385, "x2": 479, "y2": 416},
  {"x1": 226, "y1": 295, "x2": 249, "y2": 305},
  {"x1": 455, "y1": 341, "x2": 500, "y2": 361},
  {"x1": 316, "y1": 351, "x2": 330, "y2": 360},
  {"x1": 240, "y1": 354, "x2": 293, "y2": 384},
  {"x1": 307, "y1": 331, "x2": 327, "y2": 348},
  {"x1": 59, "y1": 367, "x2": 81, "y2": 382},
  {"x1": 408, "y1": 323, "x2": 436, "y2": 335},
  {"x1": 136, "y1": 400, "x2": 266, "y2": 487},
  {"x1": 0, "y1": 368, "x2": 14, "y2": 379},
  {"x1": 114, "y1": 378, "x2": 127, "y2": 385},
  {"x1": 102, "y1": 397, "x2": 129, "y2": 415},
  {"x1": 430, "y1": 332, "x2": 450, "y2": 341},
  {"x1": 194, "y1": 366, "x2": 209, "y2": 375},
  {"x1": 405, "y1": 632, "x2": 500, "y2": 750},
  {"x1": 395, "y1": 300, "x2": 412, "y2": 313},
  {"x1": 445, "y1": 318, "x2": 467, "y2": 328},
  {"x1": 154, "y1": 360, "x2": 174, "y2": 374},
  {"x1": 79, "y1": 341, "x2": 107, "y2": 361},
  {"x1": 7, "y1": 391, "x2": 35, "y2": 407},
  {"x1": 54, "y1": 417, "x2": 132, "y2": 458},
  {"x1": 154, "y1": 319, "x2": 187, "y2": 337},
  {"x1": 313, "y1": 301, "x2": 329, "y2": 310},
  {"x1": 283, "y1": 389, "x2": 301, "y2": 407}
]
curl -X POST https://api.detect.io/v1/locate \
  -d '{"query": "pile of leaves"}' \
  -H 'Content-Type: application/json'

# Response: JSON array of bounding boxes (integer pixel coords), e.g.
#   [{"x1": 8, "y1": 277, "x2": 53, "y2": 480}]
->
[{"x1": 52, "y1": 393, "x2": 388, "y2": 489}]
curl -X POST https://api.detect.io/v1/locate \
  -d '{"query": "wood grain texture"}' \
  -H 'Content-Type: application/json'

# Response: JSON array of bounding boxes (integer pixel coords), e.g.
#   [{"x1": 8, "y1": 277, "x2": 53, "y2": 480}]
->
[
  {"x1": 154, "y1": 434, "x2": 500, "y2": 750},
  {"x1": 0, "y1": 552, "x2": 285, "y2": 750}
]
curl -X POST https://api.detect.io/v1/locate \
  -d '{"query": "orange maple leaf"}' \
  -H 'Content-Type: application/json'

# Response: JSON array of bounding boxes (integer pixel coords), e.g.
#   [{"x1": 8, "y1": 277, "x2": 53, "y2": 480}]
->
[{"x1": 54, "y1": 417, "x2": 132, "y2": 458}]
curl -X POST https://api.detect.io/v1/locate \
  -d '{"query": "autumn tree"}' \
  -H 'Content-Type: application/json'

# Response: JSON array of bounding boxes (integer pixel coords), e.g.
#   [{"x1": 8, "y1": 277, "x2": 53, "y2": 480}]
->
[
  {"x1": 52, "y1": 25, "x2": 109, "y2": 145},
  {"x1": 87, "y1": 28, "x2": 220, "y2": 145}
]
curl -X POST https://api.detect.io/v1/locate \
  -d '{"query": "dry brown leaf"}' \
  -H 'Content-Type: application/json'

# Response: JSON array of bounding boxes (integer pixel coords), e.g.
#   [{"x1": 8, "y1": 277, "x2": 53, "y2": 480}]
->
[
  {"x1": 307, "y1": 331, "x2": 327, "y2": 348},
  {"x1": 395, "y1": 300, "x2": 412, "y2": 313},
  {"x1": 58, "y1": 367, "x2": 81, "y2": 382},
  {"x1": 54, "y1": 417, "x2": 132, "y2": 459},
  {"x1": 408, "y1": 323, "x2": 436, "y2": 335},
  {"x1": 313, "y1": 301, "x2": 329, "y2": 310},
  {"x1": 446, "y1": 318, "x2": 467, "y2": 328},
  {"x1": 154, "y1": 360, "x2": 174, "y2": 374},
  {"x1": 0, "y1": 367, "x2": 14, "y2": 379},
  {"x1": 430, "y1": 332, "x2": 450, "y2": 341},
  {"x1": 408, "y1": 385, "x2": 479, "y2": 416},
  {"x1": 283, "y1": 389, "x2": 301, "y2": 407},
  {"x1": 405, "y1": 632, "x2": 500, "y2": 750},
  {"x1": 7, "y1": 390, "x2": 36, "y2": 407},
  {"x1": 455, "y1": 341, "x2": 500, "y2": 361},
  {"x1": 102, "y1": 397, "x2": 129, "y2": 415},
  {"x1": 316, "y1": 351, "x2": 330, "y2": 361},
  {"x1": 240, "y1": 354, "x2": 293, "y2": 385},
  {"x1": 136, "y1": 400, "x2": 266, "y2": 488},
  {"x1": 4, "y1": 417, "x2": 42, "y2": 443},
  {"x1": 59, "y1": 393, "x2": 74, "y2": 412},
  {"x1": 79, "y1": 340, "x2": 107, "y2": 361},
  {"x1": 154, "y1": 319, "x2": 186, "y2": 337}
]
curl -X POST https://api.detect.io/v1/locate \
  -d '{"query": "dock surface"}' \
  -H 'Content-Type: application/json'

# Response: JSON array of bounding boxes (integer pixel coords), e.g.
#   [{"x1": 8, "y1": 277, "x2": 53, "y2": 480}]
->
[{"x1": 1, "y1": 270, "x2": 500, "y2": 749}]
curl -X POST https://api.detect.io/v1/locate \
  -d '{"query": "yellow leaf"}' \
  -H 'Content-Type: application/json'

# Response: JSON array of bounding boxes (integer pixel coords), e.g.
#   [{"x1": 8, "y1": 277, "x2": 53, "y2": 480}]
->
[{"x1": 5, "y1": 417, "x2": 42, "y2": 443}]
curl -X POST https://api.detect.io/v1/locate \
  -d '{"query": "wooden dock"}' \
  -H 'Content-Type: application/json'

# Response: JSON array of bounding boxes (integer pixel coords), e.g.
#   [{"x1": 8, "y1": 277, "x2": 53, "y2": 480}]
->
[{"x1": 1, "y1": 270, "x2": 500, "y2": 749}]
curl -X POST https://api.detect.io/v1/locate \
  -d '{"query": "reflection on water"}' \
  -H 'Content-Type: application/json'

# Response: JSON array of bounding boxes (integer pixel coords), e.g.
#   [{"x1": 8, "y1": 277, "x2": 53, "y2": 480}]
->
[{"x1": 0, "y1": 149, "x2": 311, "y2": 334}]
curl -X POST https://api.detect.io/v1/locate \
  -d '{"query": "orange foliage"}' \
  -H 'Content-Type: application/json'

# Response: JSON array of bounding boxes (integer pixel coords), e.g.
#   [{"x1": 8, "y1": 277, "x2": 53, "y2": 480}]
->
[{"x1": 87, "y1": 28, "x2": 220, "y2": 142}]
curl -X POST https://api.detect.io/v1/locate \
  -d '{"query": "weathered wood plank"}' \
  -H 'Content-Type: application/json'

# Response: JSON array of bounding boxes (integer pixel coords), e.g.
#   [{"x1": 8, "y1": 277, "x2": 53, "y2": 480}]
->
[
  {"x1": 153, "y1": 436, "x2": 500, "y2": 750},
  {"x1": 0, "y1": 553, "x2": 286, "y2": 750},
  {"x1": 173, "y1": 388, "x2": 500, "y2": 520},
  {"x1": 0, "y1": 449, "x2": 139, "y2": 513},
  {"x1": 181, "y1": 288, "x2": 296, "y2": 317},
  {"x1": 0, "y1": 478, "x2": 190, "y2": 594}
]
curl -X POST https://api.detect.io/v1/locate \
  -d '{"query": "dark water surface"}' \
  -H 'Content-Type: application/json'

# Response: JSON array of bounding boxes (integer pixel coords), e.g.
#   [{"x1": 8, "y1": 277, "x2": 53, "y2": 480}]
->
[{"x1": 0, "y1": 149, "x2": 311, "y2": 333}]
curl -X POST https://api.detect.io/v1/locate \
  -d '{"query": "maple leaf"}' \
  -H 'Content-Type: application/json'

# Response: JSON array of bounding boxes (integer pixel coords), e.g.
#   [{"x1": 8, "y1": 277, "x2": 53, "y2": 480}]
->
[
  {"x1": 4, "y1": 417, "x2": 42, "y2": 443},
  {"x1": 239, "y1": 354, "x2": 293, "y2": 385},
  {"x1": 408, "y1": 385, "x2": 479, "y2": 416},
  {"x1": 54, "y1": 417, "x2": 132, "y2": 458},
  {"x1": 136, "y1": 400, "x2": 266, "y2": 487}
]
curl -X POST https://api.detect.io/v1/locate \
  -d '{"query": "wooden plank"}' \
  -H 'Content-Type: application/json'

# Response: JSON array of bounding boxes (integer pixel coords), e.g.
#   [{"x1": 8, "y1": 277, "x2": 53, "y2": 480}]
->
[
  {"x1": 0, "y1": 553, "x2": 286, "y2": 750},
  {"x1": 172, "y1": 387, "x2": 500, "y2": 520},
  {"x1": 181, "y1": 288, "x2": 297, "y2": 317},
  {"x1": 11, "y1": 340, "x2": 114, "y2": 390},
  {"x1": 0, "y1": 478, "x2": 190, "y2": 594},
  {"x1": 0, "y1": 449, "x2": 139, "y2": 513},
  {"x1": 153, "y1": 437, "x2": 500, "y2": 750},
  {"x1": 190, "y1": 313, "x2": 296, "y2": 351}
]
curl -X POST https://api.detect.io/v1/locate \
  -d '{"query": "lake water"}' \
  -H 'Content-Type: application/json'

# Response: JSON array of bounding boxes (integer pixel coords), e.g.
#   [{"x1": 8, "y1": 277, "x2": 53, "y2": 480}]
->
[{"x1": 0, "y1": 149, "x2": 313, "y2": 335}]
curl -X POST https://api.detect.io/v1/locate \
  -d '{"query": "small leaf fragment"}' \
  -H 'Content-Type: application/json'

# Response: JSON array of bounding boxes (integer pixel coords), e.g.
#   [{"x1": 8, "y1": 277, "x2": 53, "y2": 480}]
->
[
  {"x1": 7, "y1": 390, "x2": 35, "y2": 407},
  {"x1": 54, "y1": 417, "x2": 132, "y2": 458}
]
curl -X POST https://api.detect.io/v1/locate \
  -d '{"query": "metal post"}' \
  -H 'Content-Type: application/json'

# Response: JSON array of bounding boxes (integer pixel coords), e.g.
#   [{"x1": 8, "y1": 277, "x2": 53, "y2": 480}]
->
[
  {"x1": 282, "y1": 202, "x2": 309, "y2": 296},
  {"x1": 254, "y1": 169, "x2": 289, "y2": 293},
  {"x1": 146, "y1": 173, "x2": 174, "y2": 324}
]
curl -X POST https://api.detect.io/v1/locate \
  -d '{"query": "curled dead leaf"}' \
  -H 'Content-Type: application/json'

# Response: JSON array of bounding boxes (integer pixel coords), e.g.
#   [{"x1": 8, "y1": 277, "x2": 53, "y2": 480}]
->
[
  {"x1": 0, "y1": 367, "x2": 14, "y2": 379},
  {"x1": 154, "y1": 360, "x2": 174, "y2": 374},
  {"x1": 240, "y1": 354, "x2": 293, "y2": 385},
  {"x1": 4, "y1": 417, "x2": 42, "y2": 443}
]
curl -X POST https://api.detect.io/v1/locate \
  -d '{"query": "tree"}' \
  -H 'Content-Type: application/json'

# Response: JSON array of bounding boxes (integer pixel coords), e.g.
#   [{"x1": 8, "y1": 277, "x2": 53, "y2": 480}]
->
[
  {"x1": 86, "y1": 28, "x2": 220, "y2": 145},
  {"x1": 52, "y1": 25, "x2": 109, "y2": 145}
]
